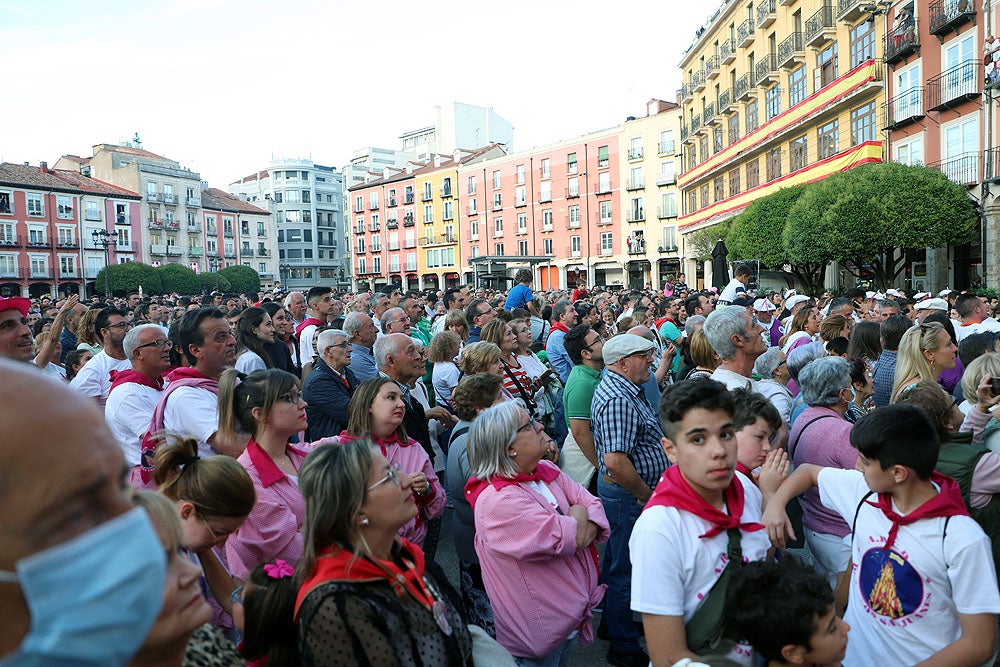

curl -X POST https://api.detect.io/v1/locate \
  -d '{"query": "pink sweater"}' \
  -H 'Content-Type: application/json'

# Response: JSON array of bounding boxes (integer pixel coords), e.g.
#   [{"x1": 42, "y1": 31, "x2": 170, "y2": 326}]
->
[{"x1": 473, "y1": 461, "x2": 609, "y2": 659}]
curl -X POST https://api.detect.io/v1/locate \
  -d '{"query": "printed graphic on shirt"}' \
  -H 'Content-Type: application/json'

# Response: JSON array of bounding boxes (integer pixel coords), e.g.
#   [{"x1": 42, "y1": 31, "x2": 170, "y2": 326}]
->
[{"x1": 858, "y1": 547, "x2": 926, "y2": 621}]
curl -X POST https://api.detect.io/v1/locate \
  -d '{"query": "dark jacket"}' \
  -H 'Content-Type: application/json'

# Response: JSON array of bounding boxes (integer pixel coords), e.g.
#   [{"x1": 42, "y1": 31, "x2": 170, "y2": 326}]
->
[{"x1": 302, "y1": 358, "x2": 357, "y2": 440}]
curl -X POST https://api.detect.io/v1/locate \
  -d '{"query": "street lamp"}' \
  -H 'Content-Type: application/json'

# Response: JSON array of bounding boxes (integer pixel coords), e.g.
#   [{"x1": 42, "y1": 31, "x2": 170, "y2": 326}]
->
[
  {"x1": 209, "y1": 255, "x2": 220, "y2": 273},
  {"x1": 91, "y1": 229, "x2": 117, "y2": 298},
  {"x1": 280, "y1": 263, "x2": 290, "y2": 285}
]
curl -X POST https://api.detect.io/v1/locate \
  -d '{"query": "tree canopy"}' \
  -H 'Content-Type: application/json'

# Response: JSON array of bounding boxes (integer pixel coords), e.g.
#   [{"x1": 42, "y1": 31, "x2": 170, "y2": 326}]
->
[
  {"x1": 198, "y1": 272, "x2": 232, "y2": 293},
  {"x1": 219, "y1": 265, "x2": 261, "y2": 294},
  {"x1": 94, "y1": 262, "x2": 162, "y2": 296},
  {"x1": 155, "y1": 264, "x2": 200, "y2": 295}
]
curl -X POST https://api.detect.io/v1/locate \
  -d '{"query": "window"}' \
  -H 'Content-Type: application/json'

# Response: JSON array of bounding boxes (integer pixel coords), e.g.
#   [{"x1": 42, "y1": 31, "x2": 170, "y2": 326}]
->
[
  {"x1": 540, "y1": 158, "x2": 550, "y2": 178},
  {"x1": 600, "y1": 201, "x2": 612, "y2": 224},
  {"x1": 371, "y1": 235, "x2": 380, "y2": 251},
  {"x1": 495, "y1": 243, "x2": 505, "y2": 255},
  {"x1": 571, "y1": 235, "x2": 581, "y2": 255},
  {"x1": 699, "y1": 137, "x2": 709, "y2": 164},
  {"x1": 30, "y1": 257, "x2": 47, "y2": 276},
  {"x1": 598, "y1": 146, "x2": 610, "y2": 168},
  {"x1": 569, "y1": 205, "x2": 581, "y2": 227},
  {"x1": 286, "y1": 190, "x2": 301, "y2": 204},
  {"x1": 598, "y1": 172, "x2": 611, "y2": 194},
  {"x1": 26, "y1": 193, "x2": 43, "y2": 217},
  {"x1": 274, "y1": 191, "x2": 283, "y2": 204},
  {"x1": 815, "y1": 42, "x2": 838, "y2": 90},
  {"x1": 493, "y1": 170, "x2": 502, "y2": 189},
  {"x1": 146, "y1": 182, "x2": 157, "y2": 196},
  {"x1": 358, "y1": 257, "x2": 367, "y2": 274},
  {"x1": 470, "y1": 218, "x2": 479, "y2": 239},
  {"x1": 372, "y1": 256, "x2": 381, "y2": 274},
  {"x1": 494, "y1": 217, "x2": 503, "y2": 236},
  {"x1": 745, "y1": 100, "x2": 759, "y2": 134},
  {"x1": 713, "y1": 127, "x2": 723, "y2": 153},
  {"x1": 943, "y1": 116, "x2": 978, "y2": 182},
  {"x1": 542, "y1": 209, "x2": 553, "y2": 230},
  {"x1": 660, "y1": 192, "x2": 677, "y2": 218},
  {"x1": 765, "y1": 85, "x2": 781, "y2": 120},
  {"x1": 116, "y1": 228, "x2": 130, "y2": 247},
  {"x1": 895, "y1": 63, "x2": 922, "y2": 122},
  {"x1": 404, "y1": 185, "x2": 414, "y2": 204},
  {"x1": 442, "y1": 177, "x2": 452, "y2": 197},
  {"x1": 728, "y1": 114, "x2": 740, "y2": 145},
  {"x1": 355, "y1": 195, "x2": 364, "y2": 213},
  {"x1": 790, "y1": 134, "x2": 808, "y2": 171},
  {"x1": 515, "y1": 186, "x2": 526, "y2": 206},
  {"x1": 57, "y1": 227, "x2": 74, "y2": 246},
  {"x1": 543, "y1": 238, "x2": 553, "y2": 254},
  {"x1": 0, "y1": 192, "x2": 13, "y2": 215},
  {"x1": 356, "y1": 237, "x2": 366, "y2": 253},
  {"x1": 766, "y1": 149, "x2": 782, "y2": 182},
  {"x1": 687, "y1": 190, "x2": 698, "y2": 214},
  {"x1": 540, "y1": 182, "x2": 551, "y2": 202},
  {"x1": 728, "y1": 169, "x2": 741, "y2": 197},
  {"x1": 567, "y1": 152, "x2": 578, "y2": 174},
  {"x1": 714, "y1": 177, "x2": 724, "y2": 202},
  {"x1": 700, "y1": 185, "x2": 710, "y2": 209},
  {"x1": 894, "y1": 135, "x2": 924, "y2": 166},
  {"x1": 493, "y1": 193, "x2": 502, "y2": 210},
  {"x1": 660, "y1": 129, "x2": 675, "y2": 154},
  {"x1": 849, "y1": 20, "x2": 876, "y2": 68},
  {"x1": 0, "y1": 254, "x2": 16, "y2": 275},
  {"x1": 516, "y1": 165, "x2": 526, "y2": 184},
  {"x1": 518, "y1": 240, "x2": 529, "y2": 255},
  {"x1": 388, "y1": 188, "x2": 397, "y2": 207},
  {"x1": 851, "y1": 101, "x2": 876, "y2": 145},
  {"x1": 57, "y1": 195, "x2": 74, "y2": 219},
  {"x1": 600, "y1": 232, "x2": 614, "y2": 254},
  {"x1": 662, "y1": 226, "x2": 677, "y2": 250},
  {"x1": 60, "y1": 256, "x2": 76, "y2": 276},
  {"x1": 517, "y1": 213, "x2": 528, "y2": 233},
  {"x1": 468, "y1": 175, "x2": 476, "y2": 194},
  {"x1": 423, "y1": 204, "x2": 433, "y2": 224},
  {"x1": 568, "y1": 177, "x2": 579, "y2": 197},
  {"x1": 817, "y1": 119, "x2": 839, "y2": 159},
  {"x1": 369, "y1": 192, "x2": 378, "y2": 209},
  {"x1": 443, "y1": 201, "x2": 453, "y2": 220},
  {"x1": 630, "y1": 166, "x2": 643, "y2": 189},
  {"x1": 369, "y1": 216, "x2": 379, "y2": 232},
  {"x1": 629, "y1": 136, "x2": 643, "y2": 160},
  {"x1": 258, "y1": 221, "x2": 265, "y2": 236},
  {"x1": 423, "y1": 181, "x2": 432, "y2": 200},
  {"x1": 746, "y1": 159, "x2": 760, "y2": 189},
  {"x1": 943, "y1": 34, "x2": 976, "y2": 102},
  {"x1": 789, "y1": 66, "x2": 807, "y2": 107}
]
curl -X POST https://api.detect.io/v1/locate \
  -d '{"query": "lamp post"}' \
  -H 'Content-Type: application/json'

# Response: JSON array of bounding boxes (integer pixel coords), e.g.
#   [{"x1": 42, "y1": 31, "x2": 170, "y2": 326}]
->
[
  {"x1": 280, "y1": 263, "x2": 290, "y2": 286},
  {"x1": 209, "y1": 255, "x2": 220, "y2": 273},
  {"x1": 91, "y1": 229, "x2": 117, "y2": 298}
]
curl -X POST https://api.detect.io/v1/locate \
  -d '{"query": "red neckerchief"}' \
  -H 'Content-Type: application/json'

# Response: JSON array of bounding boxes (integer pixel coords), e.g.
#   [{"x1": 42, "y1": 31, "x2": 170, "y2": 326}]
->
[
  {"x1": 865, "y1": 471, "x2": 970, "y2": 550},
  {"x1": 464, "y1": 460, "x2": 561, "y2": 511},
  {"x1": 295, "y1": 539, "x2": 429, "y2": 620},
  {"x1": 338, "y1": 430, "x2": 413, "y2": 457},
  {"x1": 295, "y1": 317, "x2": 325, "y2": 338},
  {"x1": 246, "y1": 438, "x2": 307, "y2": 488},
  {"x1": 545, "y1": 321, "x2": 571, "y2": 346},
  {"x1": 108, "y1": 369, "x2": 163, "y2": 392},
  {"x1": 735, "y1": 462, "x2": 753, "y2": 478},
  {"x1": 163, "y1": 366, "x2": 216, "y2": 383},
  {"x1": 645, "y1": 465, "x2": 764, "y2": 539}
]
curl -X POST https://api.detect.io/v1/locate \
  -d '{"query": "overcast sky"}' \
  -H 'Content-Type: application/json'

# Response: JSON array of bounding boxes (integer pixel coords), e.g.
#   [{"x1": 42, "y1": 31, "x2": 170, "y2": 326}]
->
[{"x1": 1, "y1": 0, "x2": 710, "y2": 187}]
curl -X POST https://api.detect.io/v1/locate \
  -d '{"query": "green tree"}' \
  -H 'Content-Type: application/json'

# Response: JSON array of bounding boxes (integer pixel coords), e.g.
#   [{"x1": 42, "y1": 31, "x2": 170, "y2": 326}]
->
[
  {"x1": 684, "y1": 219, "x2": 732, "y2": 261},
  {"x1": 155, "y1": 264, "x2": 200, "y2": 295},
  {"x1": 198, "y1": 273, "x2": 232, "y2": 294},
  {"x1": 219, "y1": 265, "x2": 261, "y2": 294},
  {"x1": 726, "y1": 184, "x2": 826, "y2": 292},
  {"x1": 94, "y1": 262, "x2": 163, "y2": 296}
]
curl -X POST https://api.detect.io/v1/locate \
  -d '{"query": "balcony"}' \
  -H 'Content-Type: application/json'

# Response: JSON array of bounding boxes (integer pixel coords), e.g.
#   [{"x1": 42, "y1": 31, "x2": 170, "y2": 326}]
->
[
  {"x1": 737, "y1": 19, "x2": 755, "y2": 48},
  {"x1": 25, "y1": 268, "x2": 54, "y2": 280},
  {"x1": 626, "y1": 209, "x2": 645, "y2": 223},
  {"x1": 720, "y1": 37, "x2": 736, "y2": 65},
  {"x1": 405, "y1": 262, "x2": 417, "y2": 271},
  {"x1": 403, "y1": 214, "x2": 415, "y2": 227},
  {"x1": 805, "y1": 6, "x2": 836, "y2": 48},
  {"x1": 691, "y1": 115, "x2": 703, "y2": 135},
  {"x1": 754, "y1": 54, "x2": 778, "y2": 87},
  {"x1": 421, "y1": 191, "x2": 432, "y2": 202},
  {"x1": 778, "y1": 32, "x2": 804, "y2": 69},
  {"x1": 596, "y1": 242, "x2": 614, "y2": 257},
  {"x1": 369, "y1": 200, "x2": 379, "y2": 210},
  {"x1": 146, "y1": 191, "x2": 159, "y2": 203},
  {"x1": 166, "y1": 245, "x2": 182, "y2": 256},
  {"x1": 985, "y1": 148, "x2": 1000, "y2": 183},
  {"x1": 162, "y1": 194, "x2": 177, "y2": 206},
  {"x1": 930, "y1": 0, "x2": 975, "y2": 36},
  {"x1": 659, "y1": 140, "x2": 675, "y2": 155},
  {"x1": 403, "y1": 239, "x2": 416, "y2": 249},
  {"x1": 224, "y1": 251, "x2": 236, "y2": 258},
  {"x1": 627, "y1": 147, "x2": 644, "y2": 161},
  {"x1": 838, "y1": 0, "x2": 866, "y2": 22},
  {"x1": 627, "y1": 240, "x2": 648, "y2": 255},
  {"x1": 0, "y1": 237, "x2": 19, "y2": 248},
  {"x1": 150, "y1": 244, "x2": 167, "y2": 256},
  {"x1": 926, "y1": 61, "x2": 981, "y2": 110},
  {"x1": 186, "y1": 196, "x2": 201, "y2": 207},
  {"x1": 657, "y1": 170, "x2": 677, "y2": 186},
  {"x1": 188, "y1": 247, "x2": 203, "y2": 257},
  {"x1": 928, "y1": 152, "x2": 979, "y2": 185},
  {"x1": 241, "y1": 248, "x2": 254, "y2": 257},
  {"x1": 885, "y1": 20, "x2": 919, "y2": 65},
  {"x1": 421, "y1": 234, "x2": 457, "y2": 247},
  {"x1": 625, "y1": 178, "x2": 644, "y2": 191},
  {"x1": 538, "y1": 190, "x2": 552, "y2": 202},
  {"x1": 595, "y1": 212, "x2": 613, "y2": 226},
  {"x1": 439, "y1": 186, "x2": 453, "y2": 198},
  {"x1": 566, "y1": 186, "x2": 581, "y2": 199},
  {"x1": 692, "y1": 69, "x2": 706, "y2": 93},
  {"x1": 224, "y1": 230, "x2": 234, "y2": 238},
  {"x1": 258, "y1": 248, "x2": 270, "y2": 257},
  {"x1": 681, "y1": 124, "x2": 691, "y2": 143},
  {"x1": 388, "y1": 198, "x2": 397, "y2": 207},
  {"x1": 185, "y1": 225, "x2": 199, "y2": 233},
  {"x1": 719, "y1": 88, "x2": 733, "y2": 113},
  {"x1": 883, "y1": 89, "x2": 925, "y2": 129},
  {"x1": 682, "y1": 83, "x2": 693, "y2": 102},
  {"x1": 387, "y1": 220, "x2": 399, "y2": 229},
  {"x1": 166, "y1": 221, "x2": 180, "y2": 231},
  {"x1": 704, "y1": 102, "x2": 719, "y2": 126},
  {"x1": 56, "y1": 240, "x2": 79, "y2": 250},
  {"x1": 658, "y1": 205, "x2": 678, "y2": 219},
  {"x1": 404, "y1": 194, "x2": 414, "y2": 205},
  {"x1": 206, "y1": 226, "x2": 217, "y2": 236},
  {"x1": 116, "y1": 242, "x2": 138, "y2": 253},
  {"x1": 25, "y1": 237, "x2": 51, "y2": 249},
  {"x1": 705, "y1": 55, "x2": 720, "y2": 80},
  {"x1": 756, "y1": 0, "x2": 776, "y2": 28},
  {"x1": 595, "y1": 183, "x2": 612, "y2": 195},
  {"x1": 734, "y1": 73, "x2": 753, "y2": 101},
  {"x1": 0, "y1": 265, "x2": 16, "y2": 278},
  {"x1": 148, "y1": 220, "x2": 163, "y2": 230}
]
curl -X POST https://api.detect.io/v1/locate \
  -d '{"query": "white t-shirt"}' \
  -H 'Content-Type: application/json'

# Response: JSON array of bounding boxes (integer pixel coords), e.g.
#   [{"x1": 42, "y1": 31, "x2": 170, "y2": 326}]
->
[
  {"x1": 37, "y1": 361, "x2": 67, "y2": 381},
  {"x1": 68, "y1": 350, "x2": 132, "y2": 410},
  {"x1": 710, "y1": 367, "x2": 757, "y2": 392},
  {"x1": 719, "y1": 278, "x2": 747, "y2": 304},
  {"x1": 163, "y1": 386, "x2": 219, "y2": 459},
  {"x1": 298, "y1": 324, "x2": 319, "y2": 367},
  {"x1": 235, "y1": 349, "x2": 267, "y2": 374},
  {"x1": 106, "y1": 382, "x2": 163, "y2": 466},
  {"x1": 954, "y1": 318, "x2": 1000, "y2": 344},
  {"x1": 818, "y1": 467, "x2": 1000, "y2": 667},
  {"x1": 630, "y1": 471, "x2": 768, "y2": 665}
]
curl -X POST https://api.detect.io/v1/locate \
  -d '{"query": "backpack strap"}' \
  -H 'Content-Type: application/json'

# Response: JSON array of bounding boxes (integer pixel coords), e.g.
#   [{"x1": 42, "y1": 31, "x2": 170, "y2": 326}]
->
[
  {"x1": 789, "y1": 415, "x2": 836, "y2": 460},
  {"x1": 851, "y1": 491, "x2": 875, "y2": 538}
]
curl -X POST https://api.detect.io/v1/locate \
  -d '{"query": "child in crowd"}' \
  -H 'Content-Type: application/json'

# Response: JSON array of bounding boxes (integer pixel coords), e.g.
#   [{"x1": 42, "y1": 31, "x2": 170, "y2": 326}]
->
[
  {"x1": 234, "y1": 559, "x2": 300, "y2": 667},
  {"x1": 727, "y1": 557, "x2": 849, "y2": 667},
  {"x1": 631, "y1": 377, "x2": 772, "y2": 666},
  {"x1": 763, "y1": 404, "x2": 1000, "y2": 666},
  {"x1": 730, "y1": 388, "x2": 783, "y2": 481}
]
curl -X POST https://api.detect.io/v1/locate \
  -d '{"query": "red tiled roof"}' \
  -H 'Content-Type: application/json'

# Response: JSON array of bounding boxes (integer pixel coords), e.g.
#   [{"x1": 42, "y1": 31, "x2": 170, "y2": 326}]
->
[
  {"x1": 95, "y1": 143, "x2": 174, "y2": 162},
  {"x1": 59, "y1": 154, "x2": 91, "y2": 165},
  {"x1": 0, "y1": 163, "x2": 141, "y2": 198},
  {"x1": 233, "y1": 170, "x2": 270, "y2": 184},
  {"x1": 200, "y1": 187, "x2": 271, "y2": 215}
]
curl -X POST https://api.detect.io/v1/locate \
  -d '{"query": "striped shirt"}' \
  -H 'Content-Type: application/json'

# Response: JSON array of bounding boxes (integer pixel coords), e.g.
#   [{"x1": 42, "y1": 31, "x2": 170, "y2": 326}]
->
[
  {"x1": 590, "y1": 369, "x2": 668, "y2": 489},
  {"x1": 500, "y1": 358, "x2": 533, "y2": 402}
]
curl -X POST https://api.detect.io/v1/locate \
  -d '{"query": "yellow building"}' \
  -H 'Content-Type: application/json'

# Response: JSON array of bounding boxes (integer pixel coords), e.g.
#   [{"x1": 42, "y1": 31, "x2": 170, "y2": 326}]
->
[
  {"x1": 620, "y1": 99, "x2": 685, "y2": 290},
  {"x1": 677, "y1": 0, "x2": 887, "y2": 281},
  {"x1": 416, "y1": 162, "x2": 460, "y2": 289}
]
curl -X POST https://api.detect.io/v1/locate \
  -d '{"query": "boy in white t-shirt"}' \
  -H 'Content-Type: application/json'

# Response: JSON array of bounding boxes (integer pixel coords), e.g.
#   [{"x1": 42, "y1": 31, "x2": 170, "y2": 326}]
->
[
  {"x1": 630, "y1": 377, "x2": 772, "y2": 666},
  {"x1": 763, "y1": 404, "x2": 1000, "y2": 667}
]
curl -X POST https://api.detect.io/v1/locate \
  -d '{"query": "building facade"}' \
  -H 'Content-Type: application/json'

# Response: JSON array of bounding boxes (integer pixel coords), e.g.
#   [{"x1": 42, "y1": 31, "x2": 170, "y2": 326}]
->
[
  {"x1": 0, "y1": 162, "x2": 141, "y2": 298},
  {"x1": 199, "y1": 189, "x2": 278, "y2": 289},
  {"x1": 400, "y1": 102, "x2": 514, "y2": 160},
  {"x1": 229, "y1": 159, "x2": 347, "y2": 291},
  {"x1": 677, "y1": 0, "x2": 887, "y2": 286}
]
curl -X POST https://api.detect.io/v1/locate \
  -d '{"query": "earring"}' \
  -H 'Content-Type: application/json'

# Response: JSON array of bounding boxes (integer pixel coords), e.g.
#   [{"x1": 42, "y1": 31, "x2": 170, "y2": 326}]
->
[{"x1": 360, "y1": 518, "x2": 369, "y2": 526}]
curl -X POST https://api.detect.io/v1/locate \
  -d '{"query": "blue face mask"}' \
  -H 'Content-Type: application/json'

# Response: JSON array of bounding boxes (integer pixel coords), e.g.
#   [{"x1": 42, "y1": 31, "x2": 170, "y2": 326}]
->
[{"x1": 0, "y1": 507, "x2": 167, "y2": 667}]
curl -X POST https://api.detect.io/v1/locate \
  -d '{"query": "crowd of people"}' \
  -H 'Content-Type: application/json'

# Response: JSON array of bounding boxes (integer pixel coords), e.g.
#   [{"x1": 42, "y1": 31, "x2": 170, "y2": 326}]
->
[{"x1": 4, "y1": 270, "x2": 1000, "y2": 667}]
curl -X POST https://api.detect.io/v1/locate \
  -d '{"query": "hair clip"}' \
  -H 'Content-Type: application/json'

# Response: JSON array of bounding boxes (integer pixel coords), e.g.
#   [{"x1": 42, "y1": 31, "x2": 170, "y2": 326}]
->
[{"x1": 263, "y1": 559, "x2": 294, "y2": 579}]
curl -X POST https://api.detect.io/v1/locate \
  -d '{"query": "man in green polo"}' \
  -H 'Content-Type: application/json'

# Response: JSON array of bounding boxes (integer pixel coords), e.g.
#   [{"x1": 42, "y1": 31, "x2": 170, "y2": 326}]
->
[{"x1": 560, "y1": 323, "x2": 605, "y2": 492}]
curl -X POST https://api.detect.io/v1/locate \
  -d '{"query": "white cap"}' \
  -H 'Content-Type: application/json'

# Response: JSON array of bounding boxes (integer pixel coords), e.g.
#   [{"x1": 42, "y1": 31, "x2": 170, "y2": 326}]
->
[
  {"x1": 753, "y1": 298, "x2": 776, "y2": 312},
  {"x1": 886, "y1": 289, "x2": 903, "y2": 297},
  {"x1": 914, "y1": 298, "x2": 949, "y2": 311},
  {"x1": 785, "y1": 295, "x2": 810, "y2": 310},
  {"x1": 865, "y1": 291, "x2": 877, "y2": 300},
  {"x1": 938, "y1": 289, "x2": 953, "y2": 297},
  {"x1": 913, "y1": 292, "x2": 930, "y2": 300}
]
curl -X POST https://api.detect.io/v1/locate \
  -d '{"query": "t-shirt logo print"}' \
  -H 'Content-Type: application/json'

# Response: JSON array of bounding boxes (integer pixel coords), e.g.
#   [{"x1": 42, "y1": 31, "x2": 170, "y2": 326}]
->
[{"x1": 859, "y1": 548, "x2": 924, "y2": 619}]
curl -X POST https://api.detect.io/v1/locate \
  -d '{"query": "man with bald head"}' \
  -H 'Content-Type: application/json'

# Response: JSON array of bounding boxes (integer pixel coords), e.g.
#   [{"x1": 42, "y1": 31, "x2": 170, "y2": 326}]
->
[
  {"x1": 0, "y1": 360, "x2": 166, "y2": 665},
  {"x1": 0, "y1": 296, "x2": 34, "y2": 362}
]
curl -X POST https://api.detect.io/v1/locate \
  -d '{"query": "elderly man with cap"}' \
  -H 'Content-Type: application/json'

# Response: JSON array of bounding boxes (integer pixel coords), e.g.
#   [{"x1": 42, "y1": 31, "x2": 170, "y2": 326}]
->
[
  {"x1": 754, "y1": 297, "x2": 783, "y2": 347},
  {"x1": 0, "y1": 359, "x2": 167, "y2": 665},
  {"x1": 913, "y1": 297, "x2": 950, "y2": 324},
  {"x1": 590, "y1": 333, "x2": 668, "y2": 667},
  {"x1": 0, "y1": 296, "x2": 34, "y2": 362}
]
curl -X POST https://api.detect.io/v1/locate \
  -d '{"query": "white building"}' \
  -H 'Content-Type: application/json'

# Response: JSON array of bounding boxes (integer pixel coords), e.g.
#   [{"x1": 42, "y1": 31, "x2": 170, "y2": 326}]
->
[{"x1": 399, "y1": 101, "x2": 514, "y2": 160}]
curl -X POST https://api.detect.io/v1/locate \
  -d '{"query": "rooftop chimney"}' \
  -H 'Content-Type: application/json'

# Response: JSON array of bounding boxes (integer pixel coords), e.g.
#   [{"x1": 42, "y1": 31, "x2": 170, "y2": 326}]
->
[{"x1": 39, "y1": 161, "x2": 49, "y2": 173}]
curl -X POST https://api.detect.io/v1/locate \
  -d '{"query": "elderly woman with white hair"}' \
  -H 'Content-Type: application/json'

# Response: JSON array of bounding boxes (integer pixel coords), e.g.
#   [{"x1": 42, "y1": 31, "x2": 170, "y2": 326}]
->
[
  {"x1": 789, "y1": 356, "x2": 857, "y2": 587},
  {"x1": 786, "y1": 341, "x2": 828, "y2": 424},
  {"x1": 466, "y1": 401, "x2": 609, "y2": 666},
  {"x1": 754, "y1": 346, "x2": 793, "y2": 425}
]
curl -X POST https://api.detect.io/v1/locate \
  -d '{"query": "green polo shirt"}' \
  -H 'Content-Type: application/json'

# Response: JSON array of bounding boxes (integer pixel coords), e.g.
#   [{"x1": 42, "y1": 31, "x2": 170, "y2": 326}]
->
[{"x1": 563, "y1": 363, "x2": 602, "y2": 428}]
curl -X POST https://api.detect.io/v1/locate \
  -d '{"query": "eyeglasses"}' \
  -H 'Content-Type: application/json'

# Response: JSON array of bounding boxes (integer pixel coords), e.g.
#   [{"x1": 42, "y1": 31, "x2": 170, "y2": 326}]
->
[
  {"x1": 136, "y1": 339, "x2": 171, "y2": 350},
  {"x1": 106, "y1": 321, "x2": 133, "y2": 330},
  {"x1": 279, "y1": 389, "x2": 304, "y2": 403},
  {"x1": 517, "y1": 418, "x2": 540, "y2": 433},
  {"x1": 199, "y1": 515, "x2": 234, "y2": 542},
  {"x1": 326, "y1": 342, "x2": 350, "y2": 349},
  {"x1": 368, "y1": 463, "x2": 403, "y2": 490},
  {"x1": 229, "y1": 585, "x2": 244, "y2": 607}
]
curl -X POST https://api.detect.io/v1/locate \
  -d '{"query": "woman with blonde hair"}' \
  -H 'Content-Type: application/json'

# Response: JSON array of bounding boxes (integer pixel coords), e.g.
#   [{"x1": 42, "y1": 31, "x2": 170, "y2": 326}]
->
[
  {"x1": 459, "y1": 341, "x2": 516, "y2": 402},
  {"x1": 339, "y1": 376, "x2": 444, "y2": 547},
  {"x1": 683, "y1": 328, "x2": 719, "y2": 380},
  {"x1": 779, "y1": 307, "x2": 820, "y2": 354},
  {"x1": 429, "y1": 330, "x2": 463, "y2": 406},
  {"x1": 444, "y1": 310, "x2": 470, "y2": 342},
  {"x1": 819, "y1": 313, "x2": 851, "y2": 343},
  {"x1": 960, "y1": 353, "x2": 1000, "y2": 417},
  {"x1": 892, "y1": 321, "x2": 958, "y2": 401},
  {"x1": 75, "y1": 306, "x2": 103, "y2": 354},
  {"x1": 295, "y1": 440, "x2": 474, "y2": 665}
]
